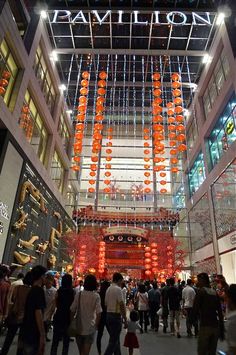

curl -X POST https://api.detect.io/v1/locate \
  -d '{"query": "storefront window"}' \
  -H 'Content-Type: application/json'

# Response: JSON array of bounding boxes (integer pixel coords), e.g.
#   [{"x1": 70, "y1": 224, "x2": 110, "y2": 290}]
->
[
  {"x1": 34, "y1": 45, "x2": 57, "y2": 114},
  {"x1": 19, "y1": 90, "x2": 48, "y2": 164},
  {"x1": 208, "y1": 93, "x2": 236, "y2": 169},
  {"x1": 50, "y1": 151, "x2": 65, "y2": 193},
  {"x1": 58, "y1": 113, "x2": 70, "y2": 155},
  {"x1": 212, "y1": 158, "x2": 236, "y2": 238},
  {"x1": 0, "y1": 39, "x2": 18, "y2": 107},
  {"x1": 202, "y1": 53, "x2": 230, "y2": 117},
  {"x1": 188, "y1": 152, "x2": 206, "y2": 196}
]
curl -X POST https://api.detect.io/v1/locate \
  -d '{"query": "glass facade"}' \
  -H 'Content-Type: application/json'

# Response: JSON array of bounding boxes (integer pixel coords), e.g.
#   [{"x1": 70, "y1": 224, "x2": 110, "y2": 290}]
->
[
  {"x1": 187, "y1": 117, "x2": 198, "y2": 151},
  {"x1": 34, "y1": 45, "x2": 56, "y2": 113},
  {"x1": 50, "y1": 150, "x2": 65, "y2": 193},
  {"x1": 19, "y1": 90, "x2": 48, "y2": 164},
  {"x1": 203, "y1": 53, "x2": 230, "y2": 117},
  {"x1": 58, "y1": 112, "x2": 70, "y2": 155},
  {"x1": 188, "y1": 152, "x2": 206, "y2": 196},
  {"x1": 189, "y1": 193, "x2": 213, "y2": 251},
  {"x1": 0, "y1": 39, "x2": 18, "y2": 107},
  {"x1": 212, "y1": 158, "x2": 236, "y2": 238},
  {"x1": 208, "y1": 93, "x2": 236, "y2": 169}
]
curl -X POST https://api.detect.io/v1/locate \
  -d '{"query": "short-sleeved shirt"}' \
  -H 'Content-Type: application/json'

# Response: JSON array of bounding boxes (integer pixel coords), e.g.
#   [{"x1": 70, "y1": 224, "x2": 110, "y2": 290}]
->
[
  {"x1": 137, "y1": 292, "x2": 149, "y2": 311},
  {"x1": 70, "y1": 290, "x2": 102, "y2": 335},
  {"x1": 182, "y1": 285, "x2": 196, "y2": 308},
  {"x1": 22, "y1": 286, "x2": 46, "y2": 345},
  {"x1": 226, "y1": 310, "x2": 236, "y2": 354},
  {"x1": 105, "y1": 284, "x2": 123, "y2": 313}
]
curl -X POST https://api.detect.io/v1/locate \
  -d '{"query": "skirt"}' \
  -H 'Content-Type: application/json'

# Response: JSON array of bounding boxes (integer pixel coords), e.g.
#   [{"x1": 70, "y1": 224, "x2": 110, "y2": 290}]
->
[{"x1": 124, "y1": 332, "x2": 139, "y2": 348}]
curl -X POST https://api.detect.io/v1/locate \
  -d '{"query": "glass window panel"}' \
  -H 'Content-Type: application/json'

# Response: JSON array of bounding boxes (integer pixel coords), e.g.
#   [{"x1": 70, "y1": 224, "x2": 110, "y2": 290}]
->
[
  {"x1": 221, "y1": 55, "x2": 230, "y2": 79},
  {"x1": 209, "y1": 76, "x2": 217, "y2": 105},
  {"x1": 215, "y1": 65, "x2": 225, "y2": 92}
]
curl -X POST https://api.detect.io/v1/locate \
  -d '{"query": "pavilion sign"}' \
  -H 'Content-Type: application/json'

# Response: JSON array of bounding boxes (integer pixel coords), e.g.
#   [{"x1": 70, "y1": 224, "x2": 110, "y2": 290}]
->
[{"x1": 51, "y1": 10, "x2": 213, "y2": 26}]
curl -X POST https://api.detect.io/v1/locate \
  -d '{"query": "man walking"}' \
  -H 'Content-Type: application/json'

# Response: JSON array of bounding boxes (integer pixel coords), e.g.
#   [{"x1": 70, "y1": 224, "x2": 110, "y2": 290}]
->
[
  {"x1": 148, "y1": 281, "x2": 161, "y2": 331},
  {"x1": 182, "y1": 279, "x2": 198, "y2": 336},
  {"x1": 104, "y1": 272, "x2": 127, "y2": 355},
  {"x1": 193, "y1": 273, "x2": 224, "y2": 355},
  {"x1": 167, "y1": 278, "x2": 181, "y2": 338}
]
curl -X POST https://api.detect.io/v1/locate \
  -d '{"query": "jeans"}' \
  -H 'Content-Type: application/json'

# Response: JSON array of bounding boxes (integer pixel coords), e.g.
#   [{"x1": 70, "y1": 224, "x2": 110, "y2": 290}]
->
[
  {"x1": 198, "y1": 326, "x2": 219, "y2": 355},
  {"x1": 149, "y1": 304, "x2": 160, "y2": 330},
  {"x1": 138, "y1": 310, "x2": 149, "y2": 332},
  {"x1": 96, "y1": 312, "x2": 107, "y2": 354},
  {"x1": 185, "y1": 308, "x2": 198, "y2": 336},
  {"x1": 169, "y1": 310, "x2": 180, "y2": 333},
  {"x1": 1, "y1": 323, "x2": 19, "y2": 355},
  {"x1": 104, "y1": 313, "x2": 122, "y2": 355},
  {"x1": 50, "y1": 327, "x2": 70, "y2": 355}
]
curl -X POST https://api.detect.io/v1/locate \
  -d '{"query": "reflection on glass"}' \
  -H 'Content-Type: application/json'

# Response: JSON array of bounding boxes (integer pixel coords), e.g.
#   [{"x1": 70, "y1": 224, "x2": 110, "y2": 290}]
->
[{"x1": 188, "y1": 152, "x2": 206, "y2": 196}]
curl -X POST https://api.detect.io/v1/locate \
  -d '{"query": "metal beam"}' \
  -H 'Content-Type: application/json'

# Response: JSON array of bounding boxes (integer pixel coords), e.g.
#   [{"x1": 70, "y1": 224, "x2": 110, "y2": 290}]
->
[
  {"x1": 68, "y1": 80, "x2": 197, "y2": 88},
  {"x1": 55, "y1": 48, "x2": 207, "y2": 57}
]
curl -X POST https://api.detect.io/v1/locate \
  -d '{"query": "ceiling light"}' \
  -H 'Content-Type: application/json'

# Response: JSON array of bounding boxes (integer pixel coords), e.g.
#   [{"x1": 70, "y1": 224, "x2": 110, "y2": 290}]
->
[
  {"x1": 191, "y1": 83, "x2": 198, "y2": 92},
  {"x1": 202, "y1": 54, "x2": 211, "y2": 64},
  {"x1": 216, "y1": 13, "x2": 225, "y2": 25},
  {"x1": 50, "y1": 51, "x2": 58, "y2": 62},
  {"x1": 66, "y1": 109, "x2": 72, "y2": 114},
  {"x1": 40, "y1": 10, "x2": 47, "y2": 19},
  {"x1": 59, "y1": 84, "x2": 66, "y2": 91}
]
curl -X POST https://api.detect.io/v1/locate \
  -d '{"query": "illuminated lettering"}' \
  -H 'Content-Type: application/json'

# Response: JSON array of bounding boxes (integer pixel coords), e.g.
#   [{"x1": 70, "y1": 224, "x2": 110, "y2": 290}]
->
[
  {"x1": 92, "y1": 10, "x2": 111, "y2": 25},
  {"x1": 166, "y1": 11, "x2": 187, "y2": 25},
  {"x1": 192, "y1": 12, "x2": 211, "y2": 26},
  {"x1": 133, "y1": 11, "x2": 148, "y2": 25},
  {"x1": 72, "y1": 10, "x2": 88, "y2": 23},
  {"x1": 52, "y1": 10, "x2": 71, "y2": 23}
]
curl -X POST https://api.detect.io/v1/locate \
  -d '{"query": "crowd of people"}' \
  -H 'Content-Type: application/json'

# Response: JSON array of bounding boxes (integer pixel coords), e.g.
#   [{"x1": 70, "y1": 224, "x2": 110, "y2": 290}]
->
[{"x1": 0, "y1": 263, "x2": 235, "y2": 355}]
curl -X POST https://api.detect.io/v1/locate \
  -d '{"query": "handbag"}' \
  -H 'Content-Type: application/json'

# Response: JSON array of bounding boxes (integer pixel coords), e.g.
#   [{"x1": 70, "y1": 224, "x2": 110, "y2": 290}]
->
[
  {"x1": 68, "y1": 292, "x2": 82, "y2": 337},
  {"x1": 157, "y1": 307, "x2": 163, "y2": 316}
]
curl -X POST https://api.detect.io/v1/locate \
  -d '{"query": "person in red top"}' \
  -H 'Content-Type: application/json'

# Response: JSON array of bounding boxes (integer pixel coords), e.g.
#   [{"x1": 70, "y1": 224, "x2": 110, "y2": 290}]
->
[{"x1": 0, "y1": 270, "x2": 10, "y2": 329}]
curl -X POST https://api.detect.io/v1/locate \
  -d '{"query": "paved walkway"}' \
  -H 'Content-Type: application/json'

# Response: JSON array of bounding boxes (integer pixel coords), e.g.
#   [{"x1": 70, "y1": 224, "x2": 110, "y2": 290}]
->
[{"x1": 1, "y1": 320, "x2": 227, "y2": 355}]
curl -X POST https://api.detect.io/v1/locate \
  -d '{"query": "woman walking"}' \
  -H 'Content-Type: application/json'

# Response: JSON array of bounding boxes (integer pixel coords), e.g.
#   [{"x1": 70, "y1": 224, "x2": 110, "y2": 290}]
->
[
  {"x1": 135, "y1": 284, "x2": 149, "y2": 333},
  {"x1": 50, "y1": 274, "x2": 75, "y2": 355},
  {"x1": 70, "y1": 274, "x2": 102, "y2": 355}
]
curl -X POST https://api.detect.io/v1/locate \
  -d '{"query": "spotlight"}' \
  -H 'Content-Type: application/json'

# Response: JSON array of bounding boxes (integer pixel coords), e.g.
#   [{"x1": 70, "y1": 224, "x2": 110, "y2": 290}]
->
[
  {"x1": 202, "y1": 54, "x2": 211, "y2": 64},
  {"x1": 66, "y1": 109, "x2": 73, "y2": 115},
  {"x1": 40, "y1": 10, "x2": 47, "y2": 19},
  {"x1": 216, "y1": 13, "x2": 225, "y2": 25},
  {"x1": 50, "y1": 50, "x2": 58, "y2": 62},
  {"x1": 59, "y1": 84, "x2": 66, "y2": 91}
]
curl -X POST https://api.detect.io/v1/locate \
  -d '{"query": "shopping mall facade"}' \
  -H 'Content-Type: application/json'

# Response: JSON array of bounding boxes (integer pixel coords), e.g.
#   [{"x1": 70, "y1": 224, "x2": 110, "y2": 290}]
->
[{"x1": 0, "y1": 0, "x2": 236, "y2": 282}]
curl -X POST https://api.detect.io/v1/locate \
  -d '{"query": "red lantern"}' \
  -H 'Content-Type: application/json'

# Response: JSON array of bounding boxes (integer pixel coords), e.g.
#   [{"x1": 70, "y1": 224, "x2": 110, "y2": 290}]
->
[
  {"x1": 97, "y1": 96, "x2": 105, "y2": 104},
  {"x1": 82, "y1": 71, "x2": 90, "y2": 79},
  {"x1": 153, "y1": 81, "x2": 161, "y2": 89},
  {"x1": 97, "y1": 88, "x2": 106, "y2": 96},
  {"x1": 153, "y1": 89, "x2": 162, "y2": 97},
  {"x1": 176, "y1": 115, "x2": 184, "y2": 123},
  {"x1": 104, "y1": 180, "x2": 110, "y2": 185},
  {"x1": 178, "y1": 144, "x2": 187, "y2": 152},
  {"x1": 144, "y1": 188, "x2": 151, "y2": 193},
  {"x1": 175, "y1": 106, "x2": 183, "y2": 114},
  {"x1": 171, "y1": 167, "x2": 179, "y2": 173},
  {"x1": 0, "y1": 79, "x2": 8, "y2": 87},
  {"x1": 89, "y1": 180, "x2": 95, "y2": 185},
  {"x1": 0, "y1": 87, "x2": 6, "y2": 95},
  {"x1": 88, "y1": 187, "x2": 95, "y2": 193},
  {"x1": 91, "y1": 156, "x2": 98, "y2": 162},
  {"x1": 172, "y1": 81, "x2": 181, "y2": 89},
  {"x1": 104, "y1": 187, "x2": 111, "y2": 193},
  {"x1": 172, "y1": 89, "x2": 181, "y2": 97},
  {"x1": 98, "y1": 79, "x2": 106, "y2": 88},
  {"x1": 171, "y1": 72, "x2": 180, "y2": 81},
  {"x1": 95, "y1": 114, "x2": 104, "y2": 122},
  {"x1": 81, "y1": 79, "x2": 89, "y2": 87},
  {"x1": 153, "y1": 115, "x2": 163, "y2": 123},
  {"x1": 145, "y1": 270, "x2": 151, "y2": 276},
  {"x1": 144, "y1": 172, "x2": 151, "y2": 177},
  {"x1": 144, "y1": 180, "x2": 151, "y2": 185},
  {"x1": 90, "y1": 171, "x2": 96, "y2": 177},
  {"x1": 174, "y1": 97, "x2": 182, "y2": 105},
  {"x1": 71, "y1": 165, "x2": 80, "y2": 171},
  {"x1": 177, "y1": 134, "x2": 186, "y2": 142},
  {"x1": 160, "y1": 188, "x2": 167, "y2": 194},
  {"x1": 105, "y1": 171, "x2": 111, "y2": 177},
  {"x1": 160, "y1": 180, "x2": 167, "y2": 185},
  {"x1": 99, "y1": 71, "x2": 107, "y2": 80},
  {"x1": 171, "y1": 157, "x2": 179, "y2": 164},
  {"x1": 2, "y1": 70, "x2": 11, "y2": 79},
  {"x1": 170, "y1": 148, "x2": 177, "y2": 155},
  {"x1": 152, "y1": 73, "x2": 161, "y2": 81}
]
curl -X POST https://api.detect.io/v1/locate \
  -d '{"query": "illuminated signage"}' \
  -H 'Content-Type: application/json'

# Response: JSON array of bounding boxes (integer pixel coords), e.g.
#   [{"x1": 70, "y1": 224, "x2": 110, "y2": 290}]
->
[
  {"x1": 0, "y1": 201, "x2": 9, "y2": 220},
  {"x1": 226, "y1": 120, "x2": 235, "y2": 135},
  {"x1": 51, "y1": 10, "x2": 212, "y2": 27}
]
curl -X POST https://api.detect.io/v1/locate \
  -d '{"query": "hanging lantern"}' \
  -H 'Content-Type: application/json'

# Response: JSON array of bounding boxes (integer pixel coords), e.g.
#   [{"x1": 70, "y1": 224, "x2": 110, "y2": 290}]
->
[
  {"x1": 153, "y1": 89, "x2": 162, "y2": 97},
  {"x1": 144, "y1": 187, "x2": 151, "y2": 193},
  {"x1": 168, "y1": 132, "x2": 176, "y2": 140},
  {"x1": 145, "y1": 247, "x2": 151, "y2": 252},
  {"x1": 144, "y1": 157, "x2": 150, "y2": 162},
  {"x1": 167, "y1": 109, "x2": 174, "y2": 116},
  {"x1": 172, "y1": 89, "x2": 181, "y2": 97},
  {"x1": 171, "y1": 167, "x2": 179, "y2": 173},
  {"x1": 171, "y1": 72, "x2": 180, "y2": 81},
  {"x1": 106, "y1": 149, "x2": 112, "y2": 154},
  {"x1": 99, "y1": 71, "x2": 107, "y2": 80},
  {"x1": 170, "y1": 141, "x2": 176, "y2": 147},
  {"x1": 144, "y1": 149, "x2": 150, "y2": 155},
  {"x1": 90, "y1": 164, "x2": 97, "y2": 171},
  {"x1": 172, "y1": 81, "x2": 181, "y2": 89},
  {"x1": 160, "y1": 188, "x2": 167, "y2": 194},
  {"x1": 80, "y1": 87, "x2": 88, "y2": 95},
  {"x1": 166, "y1": 102, "x2": 174, "y2": 109},
  {"x1": 152, "y1": 73, "x2": 161, "y2": 81},
  {"x1": 160, "y1": 172, "x2": 166, "y2": 177},
  {"x1": 98, "y1": 79, "x2": 106, "y2": 88},
  {"x1": 89, "y1": 180, "x2": 96, "y2": 185},
  {"x1": 71, "y1": 165, "x2": 80, "y2": 171},
  {"x1": 153, "y1": 97, "x2": 162, "y2": 105},
  {"x1": 176, "y1": 125, "x2": 185, "y2": 132},
  {"x1": 88, "y1": 187, "x2": 95, "y2": 193},
  {"x1": 105, "y1": 171, "x2": 111, "y2": 177},
  {"x1": 104, "y1": 187, "x2": 111, "y2": 193},
  {"x1": 178, "y1": 143, "x2": 187, "y2": 152},
  {"x1": 168, "y1": 117, "x2": 175, "y2": 124},
  {"x1": 76, "y1": 114, "x2": 85, "y2": 122},
  {"x1": 153, "y1": 115, "x2": 163, "y2": 123},
  {"x1": 152, "y1": 106, "x2": 162, "y2": 115},
  {"x1": 144, "y1": 180, "x2": 151, "y2": 185},
  {"x1": 170, "y1": 148, "x2": 177, "y2": 155},
  {"x1": 171, "y1": 157, "x2": 179, "y2": 164},
  {"x1": 91, "y1": 156, "x2": 98, "y2": 162},
  {"x1": 90, "y1": 171, "x2": 96, "y2": 177},
  {"x1": 144, "y1": 172, "x2": 151, "y2": 177},
  {"x1": 168, "y1": 124, "x2": 176, "y2": 131},
  {"x1": 81, "y1": 79, "x2": 89, "y2": 87},
  {"x1": 82, "y1": 71, "x2": 90, "y2": 79},
  {"x1": 144, "y1": 142, "x2": 150, "y2": 147},
  {"x1": 104, "y1": 180, "x2": 110, "y2": 185},
  {"x1": 177, "y1": 134, "x2": 186, "y2": 142},
  {"x1": 2, "y1": 70, "x2": 11, "y2": 79},
  {"x1": 0, "y1": 86, "x2": 6, "y2": 95},
  {"x1": 105, "y1": 164, "x2": 111, "y2": 169},
  {"x1": 97, "y1": 88, "x2": 106, "y2": 96},
  {"x1": 175, "y1": 106, "x2": 183, "y2": 114},
  {"x1": 176, "y1": 115, "x2": 184, "y2": 123},
  {"x1": 174, "y1": 97, "x2": 183, "y2": 105},
  {"x1": 106, "y1": 156, "x2": 112, "y2": 161}
]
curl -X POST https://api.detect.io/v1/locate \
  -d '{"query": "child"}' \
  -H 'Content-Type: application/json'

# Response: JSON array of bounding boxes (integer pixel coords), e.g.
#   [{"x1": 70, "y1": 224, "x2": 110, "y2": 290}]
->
[{"x1": 124, "y1": 310, "x2": 141, "y2": 355}]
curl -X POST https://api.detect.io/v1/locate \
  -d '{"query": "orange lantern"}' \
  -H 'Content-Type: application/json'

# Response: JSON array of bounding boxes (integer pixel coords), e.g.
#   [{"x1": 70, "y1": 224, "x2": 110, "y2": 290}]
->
[
  {"x1": 144, "y1": 142, "x2": 150, "y2": 147},
  {"x1": 97, "y1": 96, "x2": 105, "y2": 104},
  {"x1": 144, "y1": 180, "x2": 151, "y2": 185},
  {"x1": 105, "y1": 171, "x2": 111, "y2": 177},
  {"x1": 75, "y1": 123, "x2": 84, "y2": 130},
  {"x1": 153, "y1": 157, "x2": 162, "y2": 163},
  {"x1": 76, "y1": 114, "x2": 85, "y2": 122},
  {"x1": 154, "y1": 144, "x2": 165, "y2": 152},
  {"x1": 71, "y1": 165, "x2": 80, "y2": 171},
  {"x1": 153, "y1": 89, "x2": 162, "y2": 97},
  {"x1": 107, "y1": 135, "x2": 112, "y2": 140},
  {"x1": 168, "y1": 132, "x2": 176, "y2": 140},
  {"x1": 106, "y1": 149, "x2": 112, "y2": 154},
  {"x1": 170, "y1": 148, "x2": 177, "y2": 155},
  {"x1": 105, "y1": 164, "x2": 111, "y2": 169},
  {"x1": 174, "y1": 97, "x2": 182, "y2": 105},
  {"x1": 0, "y1": 79, "x2": 8, "y2": 87},
  {"x1": 153, "y1": 133, "x2": 164, "y2": 141},
  {"x1": 98, "y1": 79, "x2": 106, "y2": 88},
  {"x1": 81, "y1": 79, "x2": 89, "y2": 87},
  {"x1": 97, "y1": 88, "x2": 106, "y2": 96},
  {"x1": 73, "y1": 156, "x2": 80, "y2": 162},
  {"x1": 171, "y1": 167, "x2": 179, "y2": 173},
  {"x1": 153, "y1": 97, "x2": 162, "y2": 105},
  {"x1": 168, "y1": 117, "x2": 175, "y2": 124},
  {"x1": 153, "y1": 81, "x2": 161, "y2": 89},
  {"x1": 144, "y1": 164, "x2": 150, "y2": 169},
  {"x1": 91, "y1": 156, "x2": 98, "y2": 162},
  {"x1": 104, "y1": 180, "x2": 110, "y2": 185},
  {"x1": 160, "y1": 188, "x2": 167, "y2": 194},
  {"x1": 170, "y1": 141, "x2": 176, "y2": 147},
  {"x1": 107, "y1": 127, "x2": 113, "y2": 132},
  {"x1": 178, "y1": 143, "x2": 187, "y2": 152},
  {"x1": 170, "y1": 157, "x2": 178, "y2": 164},
  {"x1": 152, "y1": 73, "x2": 161, "y2": 81},
  {"x1": 160, "y1": 172, "x2": 166, "y2": 177},
  {"x1": 89, "y1": 180, "x2": 95, "y2": 185},
  {"x1": 78, "y1": 96, "x2": 87, "y2": 104},
  {"x1": 96, "y1": 105, "x2": 105, "y2": 113},
  {"x1": 95, "y1": 114, "x2": 104, "y2": 122},
  {"x1": 90, "y1": 164, "x2": 97, "y2": 171},
  {"x1": 78, "y1": 104, "x2": 86, "y2": 113},
  {"x1": 153, "y1": 115, "x2": 163, "y2": 123},
  {"x1": 104, "y1": 187, "x2": 111, "y2": 193},
  {"x1": 167, "y1": 102, "x2": 174, "y2": 109},
  {"x1": 152, "y1": 106, "x2": 162, "y2": 115},
  {"x1": 176, "y1": 125, "x2": 185, "y2": 132},
  {"x1": 88, "y1": 187, "x2": 95, "y2": 193},
  {"x1": 177, "y1": 134, "x2": 186, "y2": 142},
  {"x1": 144, "y1": 157, "x2": 150, "y2": 162},
  {"x1": 176, "y1": 115, "x2": 184, "y2": 123},
  {"x1": 144, "y1": 188, "x2": 151, "y2": 193},
  {"x1": 171, "y1": 72, "x2": 180, "y2": 81},
  {"x1": 106, "y1": 142, "x2": 112, "y2": 147},
  {"x1": 172, "y1": 89, "x2": 181, "y2": 97},
  {"x1": 175, "y1": 106, "x2": 183, "y2": 114},
  {"x1": 172, "y1": 81, "x2": 181, "y2": 89},
  {"x1": 106, "y1": 157, "x2": 112, "y2": 161},
  {"x1": 93, "y1": 132, "x2": 102, "y2": 140},
  {"x1": 143, "y1": 128, "x2": 150, "y2": 133},
  {"x1": 144, "y1": 149, "x2": 150, "y2": 155},
  {"x1": 168, "y1": 124, "x2": 176, "y2": 131},
  {"x1": 90, "y1": 171, "x2": 96, "y2": 177},
  {"x1": 160, "y1": 180, "x2": 167, "y2": 185},
  {"x1": 94, "y1": 123, "x2": 103, "y2": 130},
  {"x1": 80, "y1": 87, "x2": 88, "y2": 95},
  {"x1": 167, "y1": 109, "x2": 174, "y2": 116},
  {"x1": 153, "y1": 125, "x2": 164, "y2": 132},
  {"x1": 99, "y1": 71, "x2": 107, "y2": 80},
  {"x1": 75, "y1": 132, "x2": 84, "y2": 139},
  {"x1": 82, "y1": 71, "x2": 90, "y2": 79},
  {"x1": 144, "y1": 135, "x2": 149, "y2": 140},
  {"x1": 93, "y1": 142, "x2": 101, "y2": 151}
]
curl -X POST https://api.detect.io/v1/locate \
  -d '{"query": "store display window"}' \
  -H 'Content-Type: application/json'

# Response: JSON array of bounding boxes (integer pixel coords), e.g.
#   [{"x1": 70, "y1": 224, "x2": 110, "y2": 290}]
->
[
  {"x1": 50, "y1": 150, "x2": 65, "y2": 193},
  {"x1": 188, "y1": 152, "x2": 206, "y2": 196},
  {"x1": 34, "y1": 45, "x2": 56, "y2": 113},
  {"x1": 19, "y1": 90, "x2": 48, "y2": 164},
  {"x1": 203, "y1": 53, "x2": 230, "y2": 117},
  {"x1": 208, "y1": 93, "x2": 236, "y2": 169},
  {"x1": 0, "y1": 39, "x2": 18, "y2": 107}
]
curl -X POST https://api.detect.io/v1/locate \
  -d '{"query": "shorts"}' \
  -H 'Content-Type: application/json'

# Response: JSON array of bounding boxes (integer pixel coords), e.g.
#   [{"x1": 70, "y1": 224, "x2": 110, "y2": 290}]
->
[{"x1": 76, "y1": 332, "x2": 95, "y2": 346}]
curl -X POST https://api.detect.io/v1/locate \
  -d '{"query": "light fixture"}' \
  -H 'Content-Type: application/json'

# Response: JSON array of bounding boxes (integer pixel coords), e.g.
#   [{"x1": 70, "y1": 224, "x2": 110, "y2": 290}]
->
[
  {"x1": 202, "y1": 54, "x2": 211, "y2": 64},
  {"x1": 59, "y1": 84, "x2": 66, "y2": 91},
  {"x1": 216, "y1": 12, "x2": 225, "y2": 25},
  {"x1": 50, "y1": 51, "x2": 58, "y2": 62},
  {"x1": 40, "y1": 10, "x2": 47, "y2": 19},
  {"x1": 66, "y1": 109, "x2": 73, "y2": 114},
  {"x1": 191, "y1": 83, "x2": 198, "y2": 92}
]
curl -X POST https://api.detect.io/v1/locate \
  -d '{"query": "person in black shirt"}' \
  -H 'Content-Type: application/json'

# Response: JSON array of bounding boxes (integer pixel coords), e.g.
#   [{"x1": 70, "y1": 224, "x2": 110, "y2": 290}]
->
[
  {"x1": 148, "y1": 282, "x2": 161, "y2": 331},
  {"x1": 22, "y1": 265, "x2": 47, "y2": 355},
  {"x1": 167, "y1": 278, "x2": 181, "y2": 338}
]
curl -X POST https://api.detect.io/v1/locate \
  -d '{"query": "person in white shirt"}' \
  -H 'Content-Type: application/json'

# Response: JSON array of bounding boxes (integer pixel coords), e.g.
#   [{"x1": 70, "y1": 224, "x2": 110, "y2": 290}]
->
[
  {"x1": 182, "y1": 279, "x2": 198, "y2": 336},
  {"x1": 8, "y1": 273, "x2": 24, "y2": 304},
  {"x1": 44, "y1": 273, "x2": 57, "y2": 341},
  {"x1": 135, "y1": 283, "x2": 149, "y2": 333},
  {"x1": 104, "y1": 272, "x2": 127, "y2": 355},
  {"x1": 121, "y1": 281, "x2": 127, "y2": 306}
]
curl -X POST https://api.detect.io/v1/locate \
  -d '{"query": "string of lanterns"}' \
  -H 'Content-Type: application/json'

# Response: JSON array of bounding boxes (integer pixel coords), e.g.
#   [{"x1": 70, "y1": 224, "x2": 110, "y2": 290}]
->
[
  {"x1": 104, "y1": 126, "x2": 113, "y2": 193},
  {"x1": 19, "y1": 104, "x2": 33, "y2": 141},
  {"x1": 71, "y1": 71, "x2": 90, "y2": 172},
  {"x1": 98, "y1": 241, "x2": 106, "y2": 274},
  {"x1": 0, "y1": 70, "x2": 11, "y2": 96},
  {"x1": 144, "y1": 246, "x2": 152, "y2": 276},
  {"x1": 77, "y1": 244, "x2": 86, "y2": 274}
]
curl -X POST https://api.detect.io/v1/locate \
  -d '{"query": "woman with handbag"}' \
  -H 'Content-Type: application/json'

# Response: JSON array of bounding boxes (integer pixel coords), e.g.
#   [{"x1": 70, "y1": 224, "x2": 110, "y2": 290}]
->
[
  {"x1": 50, "y1": 274, "x2": 75, "y2": 355},
  {"x1": 70, "y1": 274, "x2": 102, "y2": 355},
  {"x1": 0, "y1": 271, "x2": 32, "y2": 355}
]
